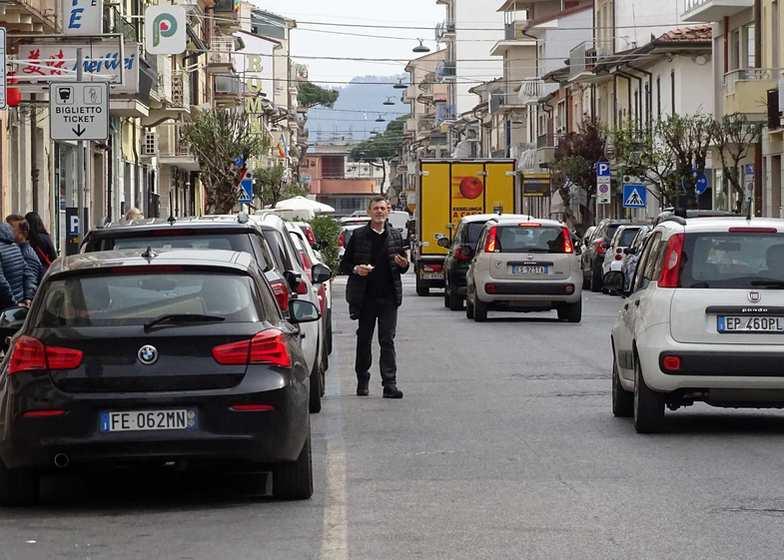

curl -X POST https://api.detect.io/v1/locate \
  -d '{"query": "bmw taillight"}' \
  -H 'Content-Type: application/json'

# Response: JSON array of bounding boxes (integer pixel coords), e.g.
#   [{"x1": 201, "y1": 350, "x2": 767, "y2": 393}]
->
[
  {"x1": 212, "y1": 329, "x2": 291, "y2": 368},
  {"x1": 562, "y1": 227, "x2": 574, "y2": 254},
  {"x1": 658, "y1": 233, "x2": 685, "y2": 288},
  {"x1": 270, "y1": 280, "x2": 290, "y2": 312},
  {"x1": 484, "y1": 226, "x2": 498, "y2": 253},
  {"x1": 8, "y1": 336, "x2": 83, "y2": 375}
]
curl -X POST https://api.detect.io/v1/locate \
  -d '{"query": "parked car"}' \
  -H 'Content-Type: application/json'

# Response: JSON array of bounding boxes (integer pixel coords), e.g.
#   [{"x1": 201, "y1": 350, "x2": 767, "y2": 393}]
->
[
  {"x1": 465, "y1": 217, "x2": 582, "y2": 323},
  {"x1": 0, "y1": 248, "x2": 321, "y2": 505},
  {"x1": 338, "y1": 223, "x2": 367, "y2": 263},
  {"x1": 581, "y1": 219, "x2": 630, "y2": 292},
  {"x1": 440, "y1": 213, "x2": 532, "y2": 311},
  {"x1": 610, "y1": 216, "x2": 784, "y2": 433},
  {"x1": 601, "y1": 224, "x2": 644, "y2": 293},
  {"x1": 653, "y1": 209, "x2": 738, "y2": 226},
  {"x1": 620, "y1": 225, "x2": 652, "y2": 294},
  {"x1": 82, "y1": 214, "x2": 331, "y2": 414}
]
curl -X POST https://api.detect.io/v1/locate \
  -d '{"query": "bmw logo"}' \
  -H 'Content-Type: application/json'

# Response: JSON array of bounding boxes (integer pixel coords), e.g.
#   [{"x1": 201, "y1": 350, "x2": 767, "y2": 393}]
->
[{"x1": 138, "y1": 345, "x2": 159, "y2": 365}]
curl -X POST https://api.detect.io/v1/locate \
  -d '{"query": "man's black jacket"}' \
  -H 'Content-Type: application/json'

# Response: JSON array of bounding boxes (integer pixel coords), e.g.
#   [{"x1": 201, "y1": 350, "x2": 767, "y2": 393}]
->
[{"x1": 339, "y1": 222, "x2": 410, "y2": 310}]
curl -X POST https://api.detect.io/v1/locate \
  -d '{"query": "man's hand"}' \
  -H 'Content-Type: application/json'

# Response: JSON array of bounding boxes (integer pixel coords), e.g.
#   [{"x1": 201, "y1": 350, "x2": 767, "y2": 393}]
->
[
  {"x1": 354, "y1": 264, "x2": 373, "y2": 277},
  {"x1": 394, "y1": 254, "x2": 408, "y2": 268}
]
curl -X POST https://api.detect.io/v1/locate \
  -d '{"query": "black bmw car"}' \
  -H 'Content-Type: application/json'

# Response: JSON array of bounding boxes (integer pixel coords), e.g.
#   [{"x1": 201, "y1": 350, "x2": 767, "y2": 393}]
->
[{"x1": 0, "y1": 248, "x2": 320, "y2": 505}]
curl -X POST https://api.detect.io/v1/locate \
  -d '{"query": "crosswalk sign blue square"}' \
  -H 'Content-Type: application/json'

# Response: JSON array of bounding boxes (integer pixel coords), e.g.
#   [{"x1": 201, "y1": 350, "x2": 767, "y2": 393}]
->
[
  {"x1": 623, "y1": 184, "x2": 647, "y2": 208},
  {"x1": 239, "y1": 178, "x2": 253, "y2": 203}
]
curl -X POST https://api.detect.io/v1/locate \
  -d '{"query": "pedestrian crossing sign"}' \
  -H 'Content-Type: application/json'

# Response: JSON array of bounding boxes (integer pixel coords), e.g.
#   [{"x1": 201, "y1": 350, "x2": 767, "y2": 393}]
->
[{"x1": 623, "y1": 184, "x2": 647, "y2": 208}]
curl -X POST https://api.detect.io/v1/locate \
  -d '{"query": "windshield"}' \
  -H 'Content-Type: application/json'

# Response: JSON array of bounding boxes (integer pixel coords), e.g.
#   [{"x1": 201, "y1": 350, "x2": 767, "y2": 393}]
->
[
  {"x1": 681, "y1": 233, "x2": 784, "y2": 288},
  {"x1": 36, "y1": 272, "x2": 261, "y2": 327},
  {"x1": 496, "y1": 226, "x2": 569, "y2": 254},
  {"x1": 466, "y1": 222, "x2": 486, "y2": 245},
  {"x1": 617, "y1": 228, "x2": 641, "y2": 247}
]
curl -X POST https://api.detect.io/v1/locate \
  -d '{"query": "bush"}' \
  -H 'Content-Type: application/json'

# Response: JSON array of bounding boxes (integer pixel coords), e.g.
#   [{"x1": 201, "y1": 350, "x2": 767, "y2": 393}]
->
[{"x1": 310, "y1": 216, "x2": 341, "y2": 274}]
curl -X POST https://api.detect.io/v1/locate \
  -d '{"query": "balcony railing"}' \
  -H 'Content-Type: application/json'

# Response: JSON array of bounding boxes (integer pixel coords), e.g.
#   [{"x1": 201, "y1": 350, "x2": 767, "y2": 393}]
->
[
  {"x1": 537, "y1": 133, "x2": 555, "y2": 149},
  {"x1": 435, "y1": 20, "x2": 455, "y2": 41},
  {"x1": 208, "y1": 36, "x2": 234, "y2": 68},
  {"x1": 214, "y1": 75, "x2": 243, "y2": 95},
  {"x1": 158, "y1": 123, "x2": 193, "y2": 158},
  {"x1": 504, "y1": 20, "x2": 531, "y2": 41},
  {"x1": 436, "y1": 61, "x2": 456, "y2": 80},
  {"x1": 103, "y1": 6, "x2": 139, "y2": 42},
  {"x1": 170, "y1": 72, "x2": 189, "y2": 108},
  {"x1": 723, "y1": 67, "x2": 782, "y2": 94},
  {"x1": 682, "y1": 0, "x2": 753, "y2": 22}
]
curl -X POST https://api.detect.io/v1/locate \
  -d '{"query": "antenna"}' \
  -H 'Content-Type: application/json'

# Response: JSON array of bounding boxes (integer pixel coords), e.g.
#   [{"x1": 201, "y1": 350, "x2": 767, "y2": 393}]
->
[{"x1": 141, "y1": 246, "x2": 157, "y2": 261}]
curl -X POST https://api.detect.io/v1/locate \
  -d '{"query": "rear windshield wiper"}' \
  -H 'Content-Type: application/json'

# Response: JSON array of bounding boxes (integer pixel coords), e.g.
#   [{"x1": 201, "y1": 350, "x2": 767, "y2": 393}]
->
[{"x1": 144, "y1": 314, "x2": 226, "y2": 332}]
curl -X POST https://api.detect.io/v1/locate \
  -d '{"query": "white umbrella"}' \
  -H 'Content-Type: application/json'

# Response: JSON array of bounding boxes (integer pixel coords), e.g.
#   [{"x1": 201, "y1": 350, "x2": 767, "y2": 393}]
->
[{"x1": 275, "y1": 196, "x2": 335, "y2": 214}]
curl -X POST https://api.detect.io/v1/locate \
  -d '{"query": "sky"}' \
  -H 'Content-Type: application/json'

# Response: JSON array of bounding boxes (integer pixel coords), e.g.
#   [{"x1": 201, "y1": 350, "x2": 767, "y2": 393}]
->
[{"x1": 253, "y1": 0, "x2": 445, "y2": 84}]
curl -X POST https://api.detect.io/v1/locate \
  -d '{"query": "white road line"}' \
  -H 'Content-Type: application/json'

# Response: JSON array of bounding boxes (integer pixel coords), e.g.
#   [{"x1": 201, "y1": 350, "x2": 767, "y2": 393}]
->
[{"x1": 320, "y1": 360, "x2": 348, "y2": 560}]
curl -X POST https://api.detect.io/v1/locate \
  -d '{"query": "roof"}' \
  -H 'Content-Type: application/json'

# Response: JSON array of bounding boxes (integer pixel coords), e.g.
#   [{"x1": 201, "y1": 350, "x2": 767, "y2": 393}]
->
[
  {"x1": 492, "y1": 216, "x2": 563, "y2": 228},
  {"x1": 657, "y1": 216, "x2": 784, "y2": 234},
  {"x1": 655, "y1": 25, "x2": 712, "y2": 45},
  {"x1": 90, "y1": 215, "x2": 261, "y2": 235},
  {"x1": 460, "y1": 213, "x2": 533, "y2": 224},
  {"x1": 50, "y1": 249, "x2": 255, "y2": 276}
]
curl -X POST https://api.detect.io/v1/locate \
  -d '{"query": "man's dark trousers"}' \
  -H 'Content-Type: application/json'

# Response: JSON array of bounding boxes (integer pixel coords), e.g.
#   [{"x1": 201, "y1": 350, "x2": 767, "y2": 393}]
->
[{"x1": 355, "y1": 297, "x2": 398, "y2": 387}]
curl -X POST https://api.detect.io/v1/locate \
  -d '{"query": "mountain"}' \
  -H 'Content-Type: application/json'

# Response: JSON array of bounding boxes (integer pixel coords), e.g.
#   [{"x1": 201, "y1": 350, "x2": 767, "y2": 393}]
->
[{"x1": 305, "y1": 75, "x2": 408, "y2": 147}]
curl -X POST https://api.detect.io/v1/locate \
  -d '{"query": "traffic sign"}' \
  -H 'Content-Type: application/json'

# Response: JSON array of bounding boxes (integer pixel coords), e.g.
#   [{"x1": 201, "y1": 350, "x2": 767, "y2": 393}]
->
[
  {"x1": 239, "y1": 171, "x2": 253, "y2": 203},
  {"x1": 596, "y1": 161, "x2": 611, "y2": 205},
  {"x1": 623, "y1": 184, "x2": 647, "y2": 208},
  {"x1": 0, "y1": 28, "x2": 6, "y2": 110},
  {"x1": 49, "y1": 82, "x2": 109, "y2": 140},
  {"x1": 695, "y1": 173, "x2": 709, "y2": 195},
  {"x1": 596, "y1": 161, "x2": 611, "y2": 177}
]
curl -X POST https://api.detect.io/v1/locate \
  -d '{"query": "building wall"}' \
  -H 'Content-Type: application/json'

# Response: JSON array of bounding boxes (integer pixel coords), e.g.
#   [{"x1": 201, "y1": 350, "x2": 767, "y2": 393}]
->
[
  {"x1": 612, "y1": 0, "x2": 689, "y2": 51},
  {"x1": 455, "y1": 0, "x2": 504, "y2": 115}
]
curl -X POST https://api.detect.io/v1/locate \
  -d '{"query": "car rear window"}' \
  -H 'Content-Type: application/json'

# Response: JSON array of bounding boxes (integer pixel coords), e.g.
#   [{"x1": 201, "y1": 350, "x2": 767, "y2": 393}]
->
[
  {"x1": 605, "y1": 224, "x2": 622, "y2": 241},
  {"x1": 36, "y1": 272, "x2": 261, "y2": 327},
  {"x1": 96, "y1": 232, "x2": 253, "y2": 253},
  {"x1": 681, "y1": 232, "x2": 784, "y2": 288},
  {"x1": 496, "y1": 226, "x2": 569, "y2": 253},
  {"x1": 618, "y1": 228, "x2": 641, "y2": 247}
]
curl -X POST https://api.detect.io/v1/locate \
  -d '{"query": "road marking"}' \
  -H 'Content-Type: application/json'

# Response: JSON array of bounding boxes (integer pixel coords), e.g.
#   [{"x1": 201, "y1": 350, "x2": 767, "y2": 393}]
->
[{"x1": 320, "y1": 362, "x2": 348, "y2": 560}]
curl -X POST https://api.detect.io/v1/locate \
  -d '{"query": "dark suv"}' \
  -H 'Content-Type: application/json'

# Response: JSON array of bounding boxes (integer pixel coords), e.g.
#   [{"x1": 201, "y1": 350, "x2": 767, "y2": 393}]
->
[{"x1": 581, "y1": 219, "x2": 630, "y2": 292}]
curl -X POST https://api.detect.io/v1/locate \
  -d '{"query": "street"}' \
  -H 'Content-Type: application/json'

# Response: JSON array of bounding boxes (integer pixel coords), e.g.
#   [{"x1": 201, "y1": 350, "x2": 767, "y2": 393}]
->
[{"x1": 2, "y1": 274, "x2": 784, "y2": 559}]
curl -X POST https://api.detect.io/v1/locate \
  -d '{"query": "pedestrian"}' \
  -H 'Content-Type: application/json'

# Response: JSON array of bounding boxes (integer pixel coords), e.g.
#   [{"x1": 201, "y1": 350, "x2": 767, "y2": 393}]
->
[
  {"x1": 11, "y1": 220, "x2": 44, "y2": 289},
  {"x1": 124, "y1": 207, "x2": 144, "y2": 223},
  {"x1": 339, "y1": 196, "x2": 409, "y2": 399},
  {"x1": 24, "y1": 211, "x2": 57, "y2": 270},
  {"x1": 0, "y1": 223, "x2": 35, "y2": 309}
]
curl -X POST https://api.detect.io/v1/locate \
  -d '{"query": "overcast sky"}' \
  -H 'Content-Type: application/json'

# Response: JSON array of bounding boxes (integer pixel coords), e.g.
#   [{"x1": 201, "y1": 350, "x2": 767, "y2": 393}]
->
[{"x1": 253, "y1": 0, "x2": 444, "y2": 84}]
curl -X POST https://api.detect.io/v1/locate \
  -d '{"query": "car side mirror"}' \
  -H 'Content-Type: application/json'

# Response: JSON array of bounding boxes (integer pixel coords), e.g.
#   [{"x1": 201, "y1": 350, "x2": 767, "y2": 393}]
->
[
  {"x1": 0, "y1": 306, "x2": 27, "y2": 329},
  {"x1": 436, "y1": 236, "x2": 450, "y2": 249},
  {"x1": 311, "y1": 262, "x2": 332, "y2": 284},
  {"x1": 288, "y1": 299, "x2": 321, "y2": 323}
]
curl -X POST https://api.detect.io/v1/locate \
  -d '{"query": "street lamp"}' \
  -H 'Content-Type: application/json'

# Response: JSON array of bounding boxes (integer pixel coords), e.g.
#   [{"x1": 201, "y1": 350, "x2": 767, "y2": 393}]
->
[
  {"x1": 393, "y1": 79, "x2": 407, "y2": 90},
  {"x1": 383, "y1": 97, "x2": 395, "y2": 106},
  {"x1": 375, "y1": 114, "x2": 386, "y2": 123},
  {"x1": 413, "y1": 39, "x2": 430, "y2": 53}
]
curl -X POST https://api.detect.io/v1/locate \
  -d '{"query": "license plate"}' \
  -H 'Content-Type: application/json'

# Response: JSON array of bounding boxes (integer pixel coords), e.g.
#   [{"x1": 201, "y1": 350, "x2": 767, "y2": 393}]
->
[
  {"x1": 99, "y1": 409, "x2": 196, "y2": 433},
  {"x1": 421, "y1": 272, "x2": 443, "y2": 280},
  {"x1": 717, "y1": 316, "x2": 784, "y2": 334},
  {"x1": 511, "y1": 265, "x2": 548, "y2": 275}
]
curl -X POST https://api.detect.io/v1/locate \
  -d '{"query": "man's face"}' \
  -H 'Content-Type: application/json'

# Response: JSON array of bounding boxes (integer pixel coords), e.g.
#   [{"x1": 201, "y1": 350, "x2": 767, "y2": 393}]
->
[
  {"x1": 368, "y1": 201, "x2": 389, "y2": 225},
  {"x1": 8, "y1": 221, "x2": 23, "y2": 244}
]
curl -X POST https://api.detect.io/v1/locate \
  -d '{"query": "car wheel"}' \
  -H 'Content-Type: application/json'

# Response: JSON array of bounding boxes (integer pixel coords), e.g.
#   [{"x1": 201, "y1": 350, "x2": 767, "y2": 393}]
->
[
  {"x1": 473, "y1": 296, "x2": 488, "y2": 323},
  {"x1": 309, "y1": 356, "x2": 323, "y2": 414},
  {"x1": 465, "y1": 291, "x2": 475, "y2": 319},
  {"x1": 273, "y1": 430, "x2": 313, "y2": 500},
  {"x1": 0, "y1": 461, "x2": 38, "y2": 507},
  {"x1": 416, "y1": 274, "x2": 429, "y2": 297},
  {"x1": 591, "y1": 266, "x2": 603, "y2": 293},
  {"x1": 612, "y1": 353, "x2": 633, "y2": 418},
  {"x1": 557, "y1": 299, "x2": 582, "y2": 323},
  {"x1": 633, "y1": 357, "x2": 665, "y2": 433}
]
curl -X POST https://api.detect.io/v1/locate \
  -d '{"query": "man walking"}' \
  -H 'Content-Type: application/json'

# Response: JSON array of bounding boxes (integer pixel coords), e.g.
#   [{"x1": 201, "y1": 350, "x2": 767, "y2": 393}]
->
[{"x1": 340, "y1": 196, "x2": 409, "y2": 399}]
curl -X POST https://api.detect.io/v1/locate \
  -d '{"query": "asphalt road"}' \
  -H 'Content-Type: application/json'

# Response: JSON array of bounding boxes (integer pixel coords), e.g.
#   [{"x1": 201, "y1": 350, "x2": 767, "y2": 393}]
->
[{"x1": 3, "y1": 275, "x2": 784, "y2": 559}]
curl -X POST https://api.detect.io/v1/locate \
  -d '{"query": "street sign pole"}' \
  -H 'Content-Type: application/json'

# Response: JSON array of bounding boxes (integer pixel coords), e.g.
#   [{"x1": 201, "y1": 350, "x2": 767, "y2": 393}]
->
[{"x1": 75, "y1": 47, "x2": 84, "y2": 243}]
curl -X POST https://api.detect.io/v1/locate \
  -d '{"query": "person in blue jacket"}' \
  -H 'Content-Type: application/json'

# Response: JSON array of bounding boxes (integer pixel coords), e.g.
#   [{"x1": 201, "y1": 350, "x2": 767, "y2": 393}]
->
[{"x1": 0, "y1": 222, "x2": 35, "y2": 308}]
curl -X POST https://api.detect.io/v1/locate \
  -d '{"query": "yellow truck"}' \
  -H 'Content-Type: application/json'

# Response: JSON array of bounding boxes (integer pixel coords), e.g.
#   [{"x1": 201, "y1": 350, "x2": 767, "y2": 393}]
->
[{"x1": 414, "y1": 159, "x2": 519, "y2": 296}]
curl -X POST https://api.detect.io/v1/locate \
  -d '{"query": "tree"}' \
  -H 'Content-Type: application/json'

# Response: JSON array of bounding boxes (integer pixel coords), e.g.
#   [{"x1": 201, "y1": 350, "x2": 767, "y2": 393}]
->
[
  {"x1": 309, "y1": 215, "x2": 341, "y2": 273},
  {"x1": 611, "y1": 122, "x2": 677, "y2": 205},
  {"x1": 710, "y1": 113, "x2": 762, "y2": 213},
  {"x1": 551, "y1": 118, "x2": 606, "y2": 230},
  {"x1": 349, "y1": 116, "x2": 406, "y2": 191},
  {"x1": 297, "y1": 82, "x2": 339, "y2": 110},
  {"x1": 183, "y1": 109, "x2": 268, "y2": 214},
  {"x1": 657, "y1": 113, "x2": 714, "y2": 210},
  {"x1": 254, "y1": 163, "x2": 309, "y2": 208}
]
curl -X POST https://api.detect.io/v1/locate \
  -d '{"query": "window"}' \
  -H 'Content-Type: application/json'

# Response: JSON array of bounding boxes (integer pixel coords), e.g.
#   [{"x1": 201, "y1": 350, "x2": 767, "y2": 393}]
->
[
  {"x1": 495, "y1": 226, "x2": 570, "y2": 254},
  {"x1": 465, "y1": 222, "x2": 488, "y2": 246},
  {"x1": 633, "y1": 232, "x2": 661, "y2": 291},
  {"x1": 730, "y1": 28, "x2": 741, "y2": 70}
]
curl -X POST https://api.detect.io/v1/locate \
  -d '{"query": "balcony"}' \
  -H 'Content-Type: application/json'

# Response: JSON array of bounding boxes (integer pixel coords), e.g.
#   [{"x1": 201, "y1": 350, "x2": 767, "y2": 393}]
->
[
  {"x1": 536, "y1": 133, "x2": 555, "y2": 149},
  {"x1": 518, "y1": 78, "x2": 559, "y2": 104},
  {"x1": 434, "y1": 20, "x2": 455, "y2": 41},
  {"x1": 214, "y1": 75, "x2": 244, "y2": 101},
  {"x1": 207, "y1": 36, "x2": 235, "y2": 73},
  {"x1": 681, "y1": 0, "x2": 753, "y2": 22},
  {"x1": 213, "y1": 0, "x2": 241, "y2": 30},
  {"x1": 158, "y1": 123, "x2": 200, "y2": 171},
  {"x1": 723, "y1": 68, "x2": 780, "y2": 115},
  {"x1": 405, "y1": 84, "x2": 418, "y2": 102},
  {"x1": 103, "y1": 6, "x2": 139, "y2": 42},
  {"x1": 504, "y1": 20, "x2": 531, "y2": 41},
  {"x1": 1, "y1": 0, "x2": 57, "y2": 32},
  {"x1": 170, "y1": 72, "x2": 191, "y2": 110},
  {"x1": 436, "y1": 61, "x2": 456, "y2": 81}
]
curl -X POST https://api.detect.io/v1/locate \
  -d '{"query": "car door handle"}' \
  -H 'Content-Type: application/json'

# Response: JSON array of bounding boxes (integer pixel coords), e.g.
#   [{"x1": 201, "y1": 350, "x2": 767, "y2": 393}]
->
[
  {"x1": 624, "y1": 303, "x2": 629, "y2": 310},
  {"x1": 634, "y1": 300, "x2": 640, "y2": 307}
]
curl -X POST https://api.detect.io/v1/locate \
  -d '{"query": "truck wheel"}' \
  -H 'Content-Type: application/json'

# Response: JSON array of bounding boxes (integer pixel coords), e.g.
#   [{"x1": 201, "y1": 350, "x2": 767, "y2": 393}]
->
[{"x1": 416, "y1": 274, "x2": 429, "y2": 296}]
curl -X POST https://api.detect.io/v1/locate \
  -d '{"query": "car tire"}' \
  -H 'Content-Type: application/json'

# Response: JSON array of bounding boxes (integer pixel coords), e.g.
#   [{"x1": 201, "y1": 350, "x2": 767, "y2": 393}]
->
[
  {"x1": 633, "y1": 357, "x2": 665, "y2": 433},
  {"x1": 465, "y1": 291, "x2": 475, "y2": 319},
  {"x1": 273, "y1": 430, "x2": 313, "y2": 500},
  {"x1": 416, "y1": 274, "x2": 429, "y2": 297},
  {"x1": 473, "y1": 296, "x2": 488, "y2": 323},
  {"x1": 309, "y1": 356, "x2": 323, "y2": 414},
  {"x1": 591, "y1": 266, "x2": 603, "y2": 293},
  {"x1": 557, "y1": 299, "x2": 582, "y2": 323},
  {"x1": 0, "y1": 462, "x2": 38, "y2": 507},
  {"x1": 612, "y1": 354, "x2": 633, "y2": 418},
  {"x1": 446, "y1": 284, "x2": 463, "y2": 311}
]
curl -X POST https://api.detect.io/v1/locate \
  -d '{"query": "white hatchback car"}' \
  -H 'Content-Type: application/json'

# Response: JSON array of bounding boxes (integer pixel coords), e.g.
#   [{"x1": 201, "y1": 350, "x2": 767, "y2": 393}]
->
[
  {"x1": 611, "y1": 216, "x2": 784, "y2": 432},
  {"x1": 601, "y1": 224, "x2": 643, "y2": 286},
  {"x1": 466, "y1": 217, "x2": 582, "y2": 322}
]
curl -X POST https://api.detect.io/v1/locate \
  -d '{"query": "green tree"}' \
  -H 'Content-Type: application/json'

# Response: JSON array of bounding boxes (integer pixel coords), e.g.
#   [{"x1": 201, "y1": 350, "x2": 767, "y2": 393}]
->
[
  {"x1": 551, "y1": 118, "x2": 606, "y2": 230},
  {"x1": 657, "y1": 113, "x2": 714, "y2": 210},
  {"x1": 611, "y1": 122, "x2": 677, "y2": 205},
  {"x1": 254, "y1": 163, "x2": 309, "y2": 208},
  {"x1": 183, "y1": 109, "x2": 267, "y2": 214},
  {"x1": 350, "y1": 116, "x2": 406, "y2": 190},
  {"x1": 297, "y1": 82, "x2": 339, "y2": 110},
  {"x1": 309, "y1": 215, "x2": 341, "y2": 273},
  {"x1": 710, "y1": 112, "x2": 762, "y2": 213}
]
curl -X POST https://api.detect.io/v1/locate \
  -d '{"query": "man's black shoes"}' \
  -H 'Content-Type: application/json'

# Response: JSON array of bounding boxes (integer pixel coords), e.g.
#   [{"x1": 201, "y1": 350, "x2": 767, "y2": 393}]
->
[
  {"x1": 356, "y1": 378, "x2": 369, "y2": 396},
  {"x1": 383, "y1": 385, "x2": 403, "y2": 399}
]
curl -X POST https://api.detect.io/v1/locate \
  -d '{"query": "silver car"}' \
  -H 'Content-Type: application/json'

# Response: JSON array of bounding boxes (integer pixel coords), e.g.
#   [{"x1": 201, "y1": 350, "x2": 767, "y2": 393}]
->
[{"x1": 465, "y1": 217, "x2": 583, "y2": 323}]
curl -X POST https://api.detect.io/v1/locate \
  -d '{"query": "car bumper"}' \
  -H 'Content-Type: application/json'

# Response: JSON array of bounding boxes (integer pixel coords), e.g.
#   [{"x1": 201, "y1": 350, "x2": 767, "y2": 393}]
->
[
  {"x1": 0, "y1": 374, "x2": 309, "y2": 470},
  {"x1": 477, "y1": 280, "x2": 582, "y2": 304},
  {"x1": 637, "y1": 324, "x2": 784, "y2": 394}
]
